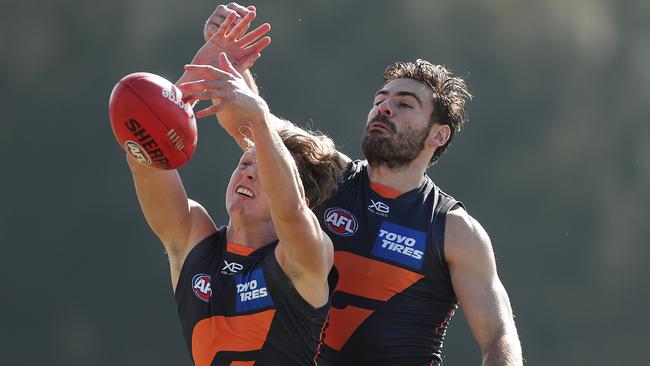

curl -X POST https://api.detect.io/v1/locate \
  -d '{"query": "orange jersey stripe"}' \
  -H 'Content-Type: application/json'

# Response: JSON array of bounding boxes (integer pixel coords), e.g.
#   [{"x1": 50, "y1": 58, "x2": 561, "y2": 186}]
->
[
  {"x1": 324, "y1": 252, "x2": 424, "y2": 350},
  {"x1": 370, "y1": 181, "x2": 402, "y2": 199},
  {"x1": 324, "y1": 306, "x2": 373, "y2": 351},
  {"x1": 313, "y1": 309, "x2": 332, "y2": 364},
  {"x1": 191, "y1": 310, "x2": 275, "y2": 366},
  {"x1": 333, "y1": 251, "x2": 424, "y2": 301},
  {"x1": 226, "y1": 242, "x2": 256, "y2": 256}
]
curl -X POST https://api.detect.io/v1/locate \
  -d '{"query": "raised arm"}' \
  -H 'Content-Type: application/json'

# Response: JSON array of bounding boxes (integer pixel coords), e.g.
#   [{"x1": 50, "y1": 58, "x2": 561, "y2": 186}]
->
[
  {"x1": 445, "y1": 206, "x2": 523, "y2": 365},
  {"x1": 126, "y1": 155, "x2": 216, "y2": 292},
  {"x1": 203, "y1": 3, "x2": 261, "y2": 94},
  {"x1": 179, "y1": 54, "x2": 333, "y2": 307},
  {"x1": 124, "y1": 10, "x2": 272, "y2": 292},
  {"x1": 193, "y1": 3, "x2": 352, "y2": 166},
  {"x1": 176, "y1": 9, "x2": 270, "y2": 87}
]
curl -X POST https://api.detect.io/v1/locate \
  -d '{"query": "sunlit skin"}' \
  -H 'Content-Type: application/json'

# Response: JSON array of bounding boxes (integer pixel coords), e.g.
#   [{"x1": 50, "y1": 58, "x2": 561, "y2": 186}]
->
[
  {"x1": 225, "y1": 147, "x2": 276, "y2": 248},
  {"x1": 363, "y1": 78, "x2": 451, "y2": 190},
  {"x1": 366, "y1": 78, "x2": 435, "y2": 138},
  {"x1": 184, "y1": 4, "x2": 523, "y2": 364}
]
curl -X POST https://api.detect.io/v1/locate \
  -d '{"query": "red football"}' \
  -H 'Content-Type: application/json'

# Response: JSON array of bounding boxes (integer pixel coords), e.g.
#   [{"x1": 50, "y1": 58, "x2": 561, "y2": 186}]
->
[{"x1": 109, "y1": 72, "x2": 197, "y2": 170}]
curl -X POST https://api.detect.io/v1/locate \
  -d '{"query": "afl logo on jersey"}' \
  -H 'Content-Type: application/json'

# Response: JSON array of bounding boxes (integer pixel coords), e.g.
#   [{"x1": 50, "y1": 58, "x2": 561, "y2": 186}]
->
[
  {"x1": 324, "y1": 207, "x2": 358, "y2": 236},
  {"x1": 192, "y1": 274, "x2": 212, "y2": 302}
]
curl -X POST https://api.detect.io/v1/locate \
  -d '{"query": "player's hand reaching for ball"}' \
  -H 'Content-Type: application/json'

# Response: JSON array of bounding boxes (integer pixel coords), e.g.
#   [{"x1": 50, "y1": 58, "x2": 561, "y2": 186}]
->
[
  {"x1": 180, "y1": 53, "x2": 269, "y2": 133},
  {"x1": 204, "y1": 3, "x2": 257, "y2": 42},
  {"x1": 178, "y1": 10, "x2": 270, "y2": 85}
]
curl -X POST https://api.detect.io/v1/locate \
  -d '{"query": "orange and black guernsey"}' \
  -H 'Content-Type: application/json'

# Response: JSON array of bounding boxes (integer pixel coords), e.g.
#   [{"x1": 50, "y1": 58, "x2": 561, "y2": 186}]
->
[
  {"x1": 175, "y1": 227, "x2": 331, "y2": 366},
  {"x1": 314, "y1": 160, "x2": 462, "y2": 366}
]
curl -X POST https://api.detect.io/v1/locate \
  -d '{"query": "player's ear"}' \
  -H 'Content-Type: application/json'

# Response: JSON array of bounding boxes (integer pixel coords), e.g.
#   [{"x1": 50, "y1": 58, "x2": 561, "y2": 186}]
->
[{"x1": 427, "y1": 124, "x2": 451, "y2": 148}]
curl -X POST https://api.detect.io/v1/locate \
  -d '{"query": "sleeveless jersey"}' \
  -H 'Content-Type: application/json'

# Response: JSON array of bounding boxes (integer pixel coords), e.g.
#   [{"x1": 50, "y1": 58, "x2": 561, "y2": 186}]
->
[
  {"x1": 314, "y1": 160, "x2": 462, "y2": 366},
  {"x1": 175, "y1": 227, "x2": 330, "y2": 366}
]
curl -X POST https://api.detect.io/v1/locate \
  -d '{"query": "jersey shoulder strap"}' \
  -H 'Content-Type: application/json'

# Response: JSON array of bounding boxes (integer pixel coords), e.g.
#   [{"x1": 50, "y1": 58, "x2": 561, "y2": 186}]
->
[{"x1": 431, "y1": 188, "x2": 464, "y2": 267}]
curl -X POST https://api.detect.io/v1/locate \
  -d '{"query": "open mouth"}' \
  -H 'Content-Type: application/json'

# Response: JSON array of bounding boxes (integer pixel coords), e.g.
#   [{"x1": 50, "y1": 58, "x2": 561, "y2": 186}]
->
[{"x1": 236, "y1": 186, "x2": 255, "y2": 199}]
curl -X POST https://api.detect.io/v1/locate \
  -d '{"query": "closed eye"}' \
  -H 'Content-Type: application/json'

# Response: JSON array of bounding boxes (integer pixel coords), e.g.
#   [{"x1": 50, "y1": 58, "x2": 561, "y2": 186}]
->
[{"x1": 399, "y1": 103, "x2": 413, "y2": 108}]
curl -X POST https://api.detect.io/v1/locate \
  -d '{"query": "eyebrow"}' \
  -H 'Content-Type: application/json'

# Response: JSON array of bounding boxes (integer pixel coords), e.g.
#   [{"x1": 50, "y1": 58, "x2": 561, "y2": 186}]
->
[{"x1": 375, "y1": 90, "x2": 423, "y2": 107}]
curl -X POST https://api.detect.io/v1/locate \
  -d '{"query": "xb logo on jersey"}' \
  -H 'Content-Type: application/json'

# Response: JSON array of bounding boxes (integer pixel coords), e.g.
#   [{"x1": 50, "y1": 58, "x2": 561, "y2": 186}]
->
[
  {"x1": 192, "y1": 274, "x2": 212, "y2": 302},
  {"x1": 324, "y1": 208, "x2": 359, "y2": 236},
  {"x1": 221, "y1": 260, "x2": 244, "y2": 275},
  {"x1": 368, "y1": 199, "x2": 390, "y2": 216}
]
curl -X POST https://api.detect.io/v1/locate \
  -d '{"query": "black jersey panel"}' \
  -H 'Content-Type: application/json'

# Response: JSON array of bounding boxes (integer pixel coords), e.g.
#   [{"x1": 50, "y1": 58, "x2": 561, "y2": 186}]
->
[
  {"x1": 174, "y1": 226, "x2": 329, "y2": 365},
  {"x1": 314, "y1": 160, "x2": 461, "y2": 366}
]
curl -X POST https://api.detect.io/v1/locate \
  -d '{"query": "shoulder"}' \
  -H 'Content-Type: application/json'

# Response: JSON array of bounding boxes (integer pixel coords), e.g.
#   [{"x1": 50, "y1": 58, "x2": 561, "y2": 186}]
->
[
  {"x1": 170, "y1": 200, "x2": 218, "y2": 265},
  {"x1": 444, "y1": 206, "x2": 495, "y2": 269},
  {"x1": 187, "y1": 199, "x2": 218, "y2": 242},
  {"x1": 337, "y1": 159, "x2": 368, "y2": 185}
]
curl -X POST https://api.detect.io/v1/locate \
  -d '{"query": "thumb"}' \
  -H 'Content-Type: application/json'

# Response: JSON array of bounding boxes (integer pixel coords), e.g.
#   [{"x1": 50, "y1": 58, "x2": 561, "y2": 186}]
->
[
  {"x1": 234, "y1": 52, "x2": 261, "y2": 74},
  {"x1": 218, "y1": 52, "x2": 242, "y2": 77}
]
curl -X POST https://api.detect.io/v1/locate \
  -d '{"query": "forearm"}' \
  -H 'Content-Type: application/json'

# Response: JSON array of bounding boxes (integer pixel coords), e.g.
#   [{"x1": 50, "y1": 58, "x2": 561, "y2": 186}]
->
[
  {"x1": 481, "y1": 331, "x2": 523, "y2": 366},
  {"x1": 127, "y1": 155, "x2": 191, "y2": 248},
  {"x1": 250, "y1": 112, "x2": 306, "y2": 217},
  {"x1": 250, "y1": 111, "x2": 329, "y2": 277}
]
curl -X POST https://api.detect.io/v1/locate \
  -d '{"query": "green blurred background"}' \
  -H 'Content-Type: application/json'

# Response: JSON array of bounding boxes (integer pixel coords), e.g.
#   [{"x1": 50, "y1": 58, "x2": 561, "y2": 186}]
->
[{"x1": 2, "y1": 0, "x2": 649, "y2": 364}]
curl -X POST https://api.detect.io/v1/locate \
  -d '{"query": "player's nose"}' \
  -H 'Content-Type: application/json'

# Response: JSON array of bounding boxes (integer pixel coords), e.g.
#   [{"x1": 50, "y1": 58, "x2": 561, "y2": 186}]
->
[{"x1": 377, "y1": 100, "x2": 393, "y2": 116}]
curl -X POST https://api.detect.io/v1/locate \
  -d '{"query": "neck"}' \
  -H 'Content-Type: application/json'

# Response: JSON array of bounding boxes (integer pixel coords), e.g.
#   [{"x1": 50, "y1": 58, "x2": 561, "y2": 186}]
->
[
  {"x1": 367, "y1": 155, "x2": 430, "y2": 194},
  {"x1": 226, "y1": 218, "x2": 277, "y2": 250}
]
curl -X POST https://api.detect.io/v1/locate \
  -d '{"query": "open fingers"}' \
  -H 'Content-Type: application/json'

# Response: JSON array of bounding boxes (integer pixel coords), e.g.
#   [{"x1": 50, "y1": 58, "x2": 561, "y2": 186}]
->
[
  {"x1": 181, "y1": 89, "x2": 231, "y2": 104},
  {"x1": 183, "y1": 63, "x2": 232, "y2": 78},
  {"x1": 226, "y1": 11, "x2": 256, "y2": 40},
  {"x1": 236, "y1": 23, "x2": 271, "y2": 47},
  {"x1": 226, "y1": 2, "x2": 252, "y2": 17},
  {"x1": 233, "y1": 52, "x2": 261, "y2": 74},
  {"x1": 204, "y1": 3, "x2": 256, "y2": 41},
  {"x1": 215, "y1": 12, "x2": 238, "y2": 38},
  {"x1": 196, "y1": 100, "x2": 234, "y2": 118},
  {"x1": 179, "y1": 79, "x2": 226, "y2": 93},
  {"x1": 217, "y1": 52, "x2": 244, "y2": 78},
  {"x1": 205, "y1": 5, "x2": 234, "y2": 41},
  {"x1": 242, "y1": 36, "x2": 271, "y2": 56}
]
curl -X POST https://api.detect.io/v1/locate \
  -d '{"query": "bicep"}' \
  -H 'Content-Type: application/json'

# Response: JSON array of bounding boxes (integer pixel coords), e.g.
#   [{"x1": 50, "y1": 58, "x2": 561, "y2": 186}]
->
[
  {"x1": 128, "y1": 155, "x2": 190, "y2": 244},
  {"x1": 128, "y1": 156, "x2": 215, "y2": 256},
  {"x1": 446, "y1": 211, "x2": 516, "y2": 353}
]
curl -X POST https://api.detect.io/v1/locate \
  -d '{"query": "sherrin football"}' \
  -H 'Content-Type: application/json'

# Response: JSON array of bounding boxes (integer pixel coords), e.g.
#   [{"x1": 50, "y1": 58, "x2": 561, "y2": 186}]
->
[{"x1": 109, "y1": 72, "x2": 197, "y2": 170}]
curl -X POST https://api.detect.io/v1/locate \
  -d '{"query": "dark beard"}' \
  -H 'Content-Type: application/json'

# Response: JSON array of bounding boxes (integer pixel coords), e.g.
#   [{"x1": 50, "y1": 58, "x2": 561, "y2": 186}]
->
[{"x1": 361, "y1": 116, "x2": 431, "y2": 169}]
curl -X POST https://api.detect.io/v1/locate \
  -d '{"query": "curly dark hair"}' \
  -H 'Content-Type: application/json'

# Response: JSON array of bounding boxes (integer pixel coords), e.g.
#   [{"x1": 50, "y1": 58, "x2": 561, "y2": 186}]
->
[{"x1": 384, "y1": 60, "x2": 473, "y2": 165}]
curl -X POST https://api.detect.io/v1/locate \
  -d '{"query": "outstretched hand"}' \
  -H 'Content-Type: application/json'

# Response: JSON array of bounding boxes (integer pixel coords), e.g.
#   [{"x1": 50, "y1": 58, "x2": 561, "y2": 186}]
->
[
  {"x1": 187, "y1": 10, "x2": 271, "y2": 77},
  {"x1": 204, "y1": 3, "x2": 257, "y2": 42},
  {"x1": 180, "y1": 53, "x2": 269, "y2": 134}
]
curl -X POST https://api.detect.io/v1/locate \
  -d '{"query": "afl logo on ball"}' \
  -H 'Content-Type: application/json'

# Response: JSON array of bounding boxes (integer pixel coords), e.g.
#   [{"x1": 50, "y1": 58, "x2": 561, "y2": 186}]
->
[
  {"x1": 324, "y1": 208, "x2": 358, "y2": 237},
  {"x1": 124, "y1": 140, "x2": 152, "y2": 165},
  {"x1": 192, "y1": 274, "x2": 212, "y2": 302}
]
